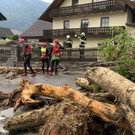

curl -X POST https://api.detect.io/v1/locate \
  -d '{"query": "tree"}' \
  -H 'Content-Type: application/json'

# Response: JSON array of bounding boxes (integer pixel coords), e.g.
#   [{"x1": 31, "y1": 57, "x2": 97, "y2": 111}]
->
[
  {"x1": 7, "y1": 35, "x2": 19, "y2": 40},
  {"x1": 98, "y1": 26, "x2": 135, "y2": 82}
]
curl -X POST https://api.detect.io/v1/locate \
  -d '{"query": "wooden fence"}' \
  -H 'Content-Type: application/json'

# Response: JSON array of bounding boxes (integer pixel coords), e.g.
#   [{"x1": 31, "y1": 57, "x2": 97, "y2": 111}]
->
[
  {"x1": 0, "y1": 46, "x2": 98, "y2": 63},
  {"x1": 31, "y1": 48, "x2": 98, "y2": 62}
]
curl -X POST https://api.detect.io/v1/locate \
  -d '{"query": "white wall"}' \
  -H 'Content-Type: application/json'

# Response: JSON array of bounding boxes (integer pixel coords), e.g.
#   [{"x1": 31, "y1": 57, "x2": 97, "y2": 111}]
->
[{"x1": 53, "y1": 11, "x2": 127, "y2": 29}]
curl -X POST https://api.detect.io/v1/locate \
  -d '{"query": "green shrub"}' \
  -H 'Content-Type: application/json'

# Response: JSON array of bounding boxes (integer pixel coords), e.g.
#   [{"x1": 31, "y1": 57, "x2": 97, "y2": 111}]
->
[
  {"x1": 7, "y1": 35, "x2": 19, "y2": 40},
  {"x1": 98, "y1": 26, "x2": 135, "y2": 82}
]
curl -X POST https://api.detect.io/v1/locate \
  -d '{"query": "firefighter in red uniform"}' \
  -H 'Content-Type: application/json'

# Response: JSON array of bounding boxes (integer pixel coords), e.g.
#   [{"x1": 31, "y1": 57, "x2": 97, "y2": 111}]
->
[
  {"x1": 19, "y1": 39, "x2": 36, "y2": 77},
  {"x1": 49, "y1": 39, "x2": 64, "y2": 76},
  {"x1": 40, "y1": 42, "x2": 50, "y2": 74}
]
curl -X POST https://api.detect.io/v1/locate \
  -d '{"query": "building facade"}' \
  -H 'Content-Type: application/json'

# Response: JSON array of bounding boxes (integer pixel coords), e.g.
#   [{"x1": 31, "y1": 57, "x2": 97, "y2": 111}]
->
[{"x1": 40, "y1": 0, "x2": 135, "y2": 48}]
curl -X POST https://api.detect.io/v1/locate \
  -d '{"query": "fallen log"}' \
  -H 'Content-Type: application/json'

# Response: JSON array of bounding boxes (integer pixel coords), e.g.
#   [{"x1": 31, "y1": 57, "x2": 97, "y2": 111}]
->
[
  {"x1": 85, "y1": 67, "x2": 135, "y2": 134},
  {"x1": 85, "y1": 67, "x2": 135, "y2": 111},
  {"x1": 75, "y1": 77, "x2": 90, "y2": 89},
  {"x1": 39, "y1": 101, "x2": 90, "y2": 135},
  {"x1": 0, "y1": 91, "x2": 8, "y2": 100},
  {"x1": 6, "y1": 79, "x2": 131, "y2": 132},
  {"x1": 0, "y1": 66, "x2": 51, "y2": 74},
  {"x1": 4, "y1": 101, "x2": 90, "y2": 132}
]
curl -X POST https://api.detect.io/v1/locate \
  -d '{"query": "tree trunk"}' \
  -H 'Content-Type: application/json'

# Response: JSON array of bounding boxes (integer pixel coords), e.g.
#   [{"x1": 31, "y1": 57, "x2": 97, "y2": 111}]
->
[
  {"x1": 5, "y1": 101, "x2": 90, "y2": 133},
  {"x1": 39, "y1": 101, "x2": 90, "y2": 135},
  {"x1": 75, "y1": 78, "x2": 90, "y2": 89},
  {"x1": 0, "y1": 66, "x2": 50, "y2": 75},
  {"x1": 0, "y1": 91, "x2": 8, "y2": 100},
  {"x1": 22, "y1": 83, "x2": 130, "y2": 130},
  {"x1": 85, "y1": 67, "x2": 135, "y2": 111},
  {"x1": 85, "y1": 67, "x2": 135, "y2": 134}
]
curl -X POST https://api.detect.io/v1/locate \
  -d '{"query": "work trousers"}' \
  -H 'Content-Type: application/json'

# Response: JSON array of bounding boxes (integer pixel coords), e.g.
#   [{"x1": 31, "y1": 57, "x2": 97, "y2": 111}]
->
[
  {"x1": 66, "y1": 48, "x2": 72, "y2": 58},
  {"x1": 42, "y1": 58, "x2": 49, "y2": 73},
  {"x1": 80, "y1": 49, "x2": 84, "y2": 59},
  {"x1": 23, "y1": 55, "x2": 34, "y2": 74},
  {"x1": 51, "y1": 60, "x2": 60, "y2": 73}
]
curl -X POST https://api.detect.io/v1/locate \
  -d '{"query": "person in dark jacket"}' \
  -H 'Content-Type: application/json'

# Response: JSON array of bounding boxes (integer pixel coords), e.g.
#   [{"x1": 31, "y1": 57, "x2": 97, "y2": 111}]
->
[
  {"x1": 19, "y1": 39, "x2": 36, "y2": 77},
  {"x1": 66, "y1": 35, "x2": 73, "y2": 58},
  {"x1": 77, "y1": 32, "x2": 87, "y2": 59},
  {"x1": 49, "y1": 39, "x2": 64, "y2": 76},
  {"x1": 40, "y1": 42, "x2": 50, "y2": 74}
]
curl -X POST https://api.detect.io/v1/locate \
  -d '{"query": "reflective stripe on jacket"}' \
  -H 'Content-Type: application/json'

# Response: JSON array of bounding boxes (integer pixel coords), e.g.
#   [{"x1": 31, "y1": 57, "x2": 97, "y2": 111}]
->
[
  {"x1": 41, "y1": 47, "x2": 47, "y2": 58},
  {"x1": 66, "y1": 39, "x2": 73, "y2": 48}
]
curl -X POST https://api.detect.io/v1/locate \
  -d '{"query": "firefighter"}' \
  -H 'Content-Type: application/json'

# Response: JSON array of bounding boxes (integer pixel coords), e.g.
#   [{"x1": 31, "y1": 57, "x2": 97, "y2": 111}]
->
[
  {"x1": 49, "y1": 39, "x2": 64, "y2": 76},
  {"x1": 66, "y1": 35, "x2": 73, "y2": 58},
  {"x1": 78, "y1": 32, "x2": 87, "y2": 59},
  {"x1": 19, "y1": 39, "x2": 36, "y2": 77},
  {"x1": 40, "y1": 42, "x2": 50, "y2": 74}
]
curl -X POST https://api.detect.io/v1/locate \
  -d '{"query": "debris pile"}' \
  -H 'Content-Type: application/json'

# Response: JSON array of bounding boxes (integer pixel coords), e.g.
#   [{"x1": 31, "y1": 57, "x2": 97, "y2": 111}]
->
[{"x1": 1, "y1": 67, "x2": 135, "y2": 135}]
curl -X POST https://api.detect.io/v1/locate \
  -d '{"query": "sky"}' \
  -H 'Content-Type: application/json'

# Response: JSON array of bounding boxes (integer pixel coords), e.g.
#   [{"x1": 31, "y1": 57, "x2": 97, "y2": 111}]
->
[{"x1": 41, "y1": 0, "x2": 53, "y2": 3}]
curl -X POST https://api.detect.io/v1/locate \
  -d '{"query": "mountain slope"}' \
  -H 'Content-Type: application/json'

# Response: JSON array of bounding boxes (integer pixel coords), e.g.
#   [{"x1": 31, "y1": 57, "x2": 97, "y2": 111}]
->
[{"x1": 0, "y1": 0, "x2": 49, "y2": 32}]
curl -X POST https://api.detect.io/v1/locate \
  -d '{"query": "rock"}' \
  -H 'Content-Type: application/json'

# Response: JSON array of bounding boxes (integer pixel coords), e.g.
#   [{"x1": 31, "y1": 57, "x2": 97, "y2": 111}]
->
[
  {"x1": 5, "y1": 58, "x2": 15, "y2": 67},
  {"x1": 59, "y1": 63, "x2": 67, "y2": 70}
]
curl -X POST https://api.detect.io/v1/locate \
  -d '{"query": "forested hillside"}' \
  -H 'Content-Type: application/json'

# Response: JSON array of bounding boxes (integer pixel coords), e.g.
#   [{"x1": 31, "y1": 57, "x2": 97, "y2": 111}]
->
[{"x1": 0, "y1": 0, "x2": 49, "y2": 32}]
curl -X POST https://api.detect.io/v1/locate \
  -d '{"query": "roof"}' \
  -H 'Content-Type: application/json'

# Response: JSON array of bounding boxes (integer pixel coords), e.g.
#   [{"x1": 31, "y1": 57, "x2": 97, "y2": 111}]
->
[
  {"x1": 0, "y1": 27, "x2": 14, "y2": 38},
  {"x1": 39, "y1": 0, "x2": 135, "y2": 22},
  {"x1": 39, "y1": 0, "x2": 64, "y2": 22},
  {"x1": 0, "y1": 13, "x2": 6, "y2": 21},
  {"x1": 124, "y1": 0, "x2": 135, "y2": 9},
  {"x1": 20, "y1": 19, "x2": 52, "y2": 38}
]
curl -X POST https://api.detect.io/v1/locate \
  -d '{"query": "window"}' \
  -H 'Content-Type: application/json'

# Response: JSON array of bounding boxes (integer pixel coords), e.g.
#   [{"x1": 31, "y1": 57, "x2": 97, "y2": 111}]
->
[
  {"x1": 81, "y1": 19, "x2": 89, "y2": 28},
  {"x1": 72, "y1": 0, "x2": 78, "y2": 6},
  {"x1": 101, "y1": 17, "x2": 109, "y2": 27},
  {"x1": 64, "y1": 20, "x2": 70, "y2": 29},
  {"x1": 93, "y1": 0, "x2": 100, "y2": 8},
  {"x1": 94, "y1": 0, "x2": 100, "y2": 2}
]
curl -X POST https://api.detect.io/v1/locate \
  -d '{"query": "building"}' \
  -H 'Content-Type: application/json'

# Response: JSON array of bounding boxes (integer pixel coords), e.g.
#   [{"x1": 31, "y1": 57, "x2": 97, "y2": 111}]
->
[
  {"x1": 0, "y1": 27, "x2": 13, "y2": 40},
  {"x1": 39, "y1": 0, "x2": 135, "y2": 49},
  {"x1": 20, "y1": 19, "x2": 52, "y2": 43}
]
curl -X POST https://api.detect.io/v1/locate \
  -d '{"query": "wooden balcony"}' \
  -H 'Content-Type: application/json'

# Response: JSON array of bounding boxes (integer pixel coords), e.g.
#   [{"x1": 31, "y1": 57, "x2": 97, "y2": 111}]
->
[
  {"x1": 43, "y1": 27, "x2": 116, "y2": 38},
  {"x1": 49, "y1": 0, "x2": 125, "y2": 18}
]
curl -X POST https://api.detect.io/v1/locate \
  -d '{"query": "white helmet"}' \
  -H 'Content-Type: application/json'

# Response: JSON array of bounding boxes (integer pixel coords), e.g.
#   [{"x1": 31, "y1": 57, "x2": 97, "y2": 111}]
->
[
  {"x1": 66, "y1": 35, "x2": 70, "y2": 39},
  {"x1": 81, "y1": 32, "x2": 85, "y2": 36}
]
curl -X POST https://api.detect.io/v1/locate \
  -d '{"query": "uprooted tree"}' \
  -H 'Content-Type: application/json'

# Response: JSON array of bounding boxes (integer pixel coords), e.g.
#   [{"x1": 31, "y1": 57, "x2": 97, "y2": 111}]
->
[{"x1": 4, "y1": 66, "x2": 135, "y2": 135}]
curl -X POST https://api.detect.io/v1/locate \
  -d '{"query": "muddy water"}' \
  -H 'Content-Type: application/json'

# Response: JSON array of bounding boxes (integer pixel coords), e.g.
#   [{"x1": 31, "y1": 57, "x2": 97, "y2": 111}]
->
[{"x1": 0, "y1": 71, "x2": 83, "y2": 135}]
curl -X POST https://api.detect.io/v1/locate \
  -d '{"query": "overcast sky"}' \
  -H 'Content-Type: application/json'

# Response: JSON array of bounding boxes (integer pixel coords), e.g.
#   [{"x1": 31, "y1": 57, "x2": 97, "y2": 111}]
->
[{"x1": 41, "y1": 0, "x2": 53, "y2": 3}]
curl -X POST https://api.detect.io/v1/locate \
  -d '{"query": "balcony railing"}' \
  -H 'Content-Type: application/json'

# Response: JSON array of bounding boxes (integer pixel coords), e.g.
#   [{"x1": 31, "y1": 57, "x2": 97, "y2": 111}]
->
[
  {"x1": 49, "y1": 0, "x2": 125, "y2": 18},
  {"x1": 43, "y1": 27, "x2": 117, "y2": 38}
]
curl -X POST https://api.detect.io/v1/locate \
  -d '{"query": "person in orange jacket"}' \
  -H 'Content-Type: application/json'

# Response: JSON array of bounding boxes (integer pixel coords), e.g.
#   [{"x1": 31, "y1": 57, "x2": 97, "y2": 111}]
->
[
  {"x1": 19, "y1": 39, "x2": 36, "y2": 77},
  {"x1": 49, "y1": 39, "x2": 64, "y2": 76}
]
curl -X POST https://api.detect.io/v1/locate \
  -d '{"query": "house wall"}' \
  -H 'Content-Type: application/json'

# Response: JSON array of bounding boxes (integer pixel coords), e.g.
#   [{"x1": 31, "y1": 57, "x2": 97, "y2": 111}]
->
[
  {"x1": 53, "y1": 10, "x2": 127, "y2": 48},
  {"x1": 53, "y1": 11, "x2": 127, "y2": 29},
  {"x1": 126, "y1": 7, "x2": 132, "y2": 23}
]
